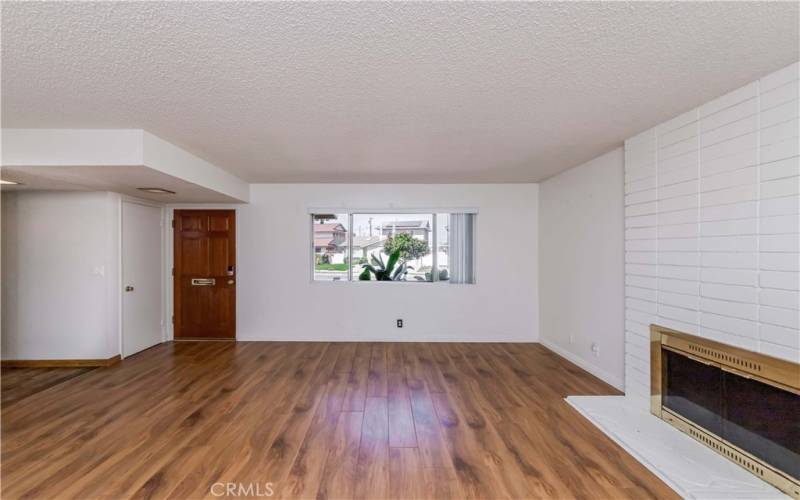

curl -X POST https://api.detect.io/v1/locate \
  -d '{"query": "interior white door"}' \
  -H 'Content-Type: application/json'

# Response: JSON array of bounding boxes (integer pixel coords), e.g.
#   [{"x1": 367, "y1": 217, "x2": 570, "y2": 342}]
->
[{"x1": 122, "y1": 201, "x2": 163, "y2": 357}]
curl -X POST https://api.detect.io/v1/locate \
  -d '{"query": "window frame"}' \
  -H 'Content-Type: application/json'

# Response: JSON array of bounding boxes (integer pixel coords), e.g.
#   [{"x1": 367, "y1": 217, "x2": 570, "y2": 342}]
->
[{"x1": 309, "y1": 208, "x2": 477, "y2": 285}]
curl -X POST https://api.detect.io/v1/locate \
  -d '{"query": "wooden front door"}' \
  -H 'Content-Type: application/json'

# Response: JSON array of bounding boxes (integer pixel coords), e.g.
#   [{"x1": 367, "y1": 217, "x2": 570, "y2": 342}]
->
[{"x1": 173, "y1": 210, "x2": 236, "y2": 339}]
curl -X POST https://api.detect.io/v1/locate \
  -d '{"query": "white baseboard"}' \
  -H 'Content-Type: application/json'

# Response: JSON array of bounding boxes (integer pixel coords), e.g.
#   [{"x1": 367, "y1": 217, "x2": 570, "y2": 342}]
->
[{"x1": 539, "y1": 339, "x2": 624, "y2": 391}]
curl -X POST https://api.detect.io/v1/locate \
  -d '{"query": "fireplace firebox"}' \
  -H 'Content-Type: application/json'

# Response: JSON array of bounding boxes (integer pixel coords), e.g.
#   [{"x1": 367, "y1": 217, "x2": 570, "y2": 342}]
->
[{"x1": 650, "y1": 324, "x2": 800, "y2": 498}]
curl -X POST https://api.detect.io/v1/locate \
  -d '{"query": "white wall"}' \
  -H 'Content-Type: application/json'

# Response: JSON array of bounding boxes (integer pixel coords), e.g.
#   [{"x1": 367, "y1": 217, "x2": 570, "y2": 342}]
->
[
  {"x1": 624, "y1": 62, "x2": 800, "y2": 406},
  {"x1": 167, "y1": 184, "x2": 539, "y2": 342},
  {"x1": 539, "y1": 149, "x2": 625, "y2": 390},
  {"x1": 1, "y1": 191, "x2": 121, "y2": 359}
]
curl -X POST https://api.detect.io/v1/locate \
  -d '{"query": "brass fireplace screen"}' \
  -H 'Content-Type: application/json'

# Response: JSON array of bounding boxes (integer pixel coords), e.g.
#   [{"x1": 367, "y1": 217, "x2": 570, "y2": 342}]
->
[{"x1": 650, "y1": 324, "x2": 800, "y2": 498}]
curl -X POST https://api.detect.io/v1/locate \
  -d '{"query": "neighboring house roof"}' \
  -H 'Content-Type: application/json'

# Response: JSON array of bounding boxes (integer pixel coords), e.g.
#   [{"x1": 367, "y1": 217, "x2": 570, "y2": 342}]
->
[
  {"x1": 352, "y1": 235, "x2": 386, "y2": 249},
  {"x1": 381, "y1": 220, "x2": 430, "y2": 230},
  {"x1": 314, "y1": 223, "x2": 346, "y2": 233},
  {"x1": 314, "y1": 238, "x2": 338, "y2": 248}
]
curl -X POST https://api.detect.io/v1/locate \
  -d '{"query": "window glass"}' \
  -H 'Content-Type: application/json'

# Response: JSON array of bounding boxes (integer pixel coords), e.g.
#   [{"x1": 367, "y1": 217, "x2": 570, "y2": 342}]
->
[
  {"x1": 312, "y1": 213, "x2": 350, "y2": 281},
  {"x1": 353, "y1": 214, "x2": 432, "y2": 281}
]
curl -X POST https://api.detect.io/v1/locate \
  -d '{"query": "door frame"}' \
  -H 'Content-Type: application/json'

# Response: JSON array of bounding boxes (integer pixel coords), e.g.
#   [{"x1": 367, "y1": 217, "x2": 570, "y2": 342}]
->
[
  {"x1": 166, "y1": 205, "x2": 239, "y2": 340},
  {"x1": 119, "y1": 196, "x2": 167, "y2": 359}
]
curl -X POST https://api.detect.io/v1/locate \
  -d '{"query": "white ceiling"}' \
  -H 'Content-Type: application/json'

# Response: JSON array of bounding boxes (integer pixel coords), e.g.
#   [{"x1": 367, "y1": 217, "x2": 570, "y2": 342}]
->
[
  {"x1": 2, "y1": 2, "x2": 798, "y2": 183},
  {"x1": 0, "y1": 166, "x2": 241, "y2": 204}
]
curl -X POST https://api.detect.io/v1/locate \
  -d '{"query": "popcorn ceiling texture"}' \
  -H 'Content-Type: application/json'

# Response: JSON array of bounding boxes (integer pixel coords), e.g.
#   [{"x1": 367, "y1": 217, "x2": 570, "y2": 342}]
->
[{"x1": 2, "y1": 2, "x2": 798, "y2": 183}]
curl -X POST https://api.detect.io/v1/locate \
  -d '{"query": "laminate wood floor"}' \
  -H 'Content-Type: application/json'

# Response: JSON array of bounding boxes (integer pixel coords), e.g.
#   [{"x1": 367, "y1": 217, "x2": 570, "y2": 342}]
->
[{"x1": 1, "y1": 342, "x2": 678, "y2": 500}]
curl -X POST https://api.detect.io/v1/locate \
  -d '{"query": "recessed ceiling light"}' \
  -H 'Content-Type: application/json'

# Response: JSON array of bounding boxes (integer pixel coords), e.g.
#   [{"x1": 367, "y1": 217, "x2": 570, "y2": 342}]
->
[
  {"x1": 0, "y1": 179, "x2": 21, "y2": 185},
  {"x1": 137, "y1": 187, "x2": 176, "y2": 194}
]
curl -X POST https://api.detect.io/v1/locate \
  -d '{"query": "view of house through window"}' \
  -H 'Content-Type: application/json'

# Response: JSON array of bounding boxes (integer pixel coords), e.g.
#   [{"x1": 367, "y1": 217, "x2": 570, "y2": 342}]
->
[{"x1": 312, "y1": 212, "x2": 475, "y2": 283}]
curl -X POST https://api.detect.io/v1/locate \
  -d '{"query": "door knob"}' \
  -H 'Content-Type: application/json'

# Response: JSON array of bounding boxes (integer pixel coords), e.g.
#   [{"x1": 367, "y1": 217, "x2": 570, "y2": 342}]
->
[{"x1": 125, "y1": 285, "x2": 134, "y2": 292}]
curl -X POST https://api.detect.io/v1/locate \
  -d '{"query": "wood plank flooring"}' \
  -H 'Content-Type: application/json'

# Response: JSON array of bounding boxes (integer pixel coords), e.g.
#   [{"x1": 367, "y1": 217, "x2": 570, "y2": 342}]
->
[{"x1": 1, "y1": 342, "x2": 678, "y2": 500}]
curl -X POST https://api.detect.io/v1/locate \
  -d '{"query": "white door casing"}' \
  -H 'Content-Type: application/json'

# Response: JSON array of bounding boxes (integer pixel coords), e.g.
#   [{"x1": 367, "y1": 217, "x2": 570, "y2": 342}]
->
[{"x1": 122, "y1": 201, "x2": 163, "y2": 357}]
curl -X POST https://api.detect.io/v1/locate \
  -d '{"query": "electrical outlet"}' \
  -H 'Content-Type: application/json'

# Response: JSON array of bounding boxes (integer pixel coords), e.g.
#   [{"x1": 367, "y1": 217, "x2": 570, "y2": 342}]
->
[
  {"x1": 396, "y1": 319, "x2": 403, "y2": 328},
  {"x1": 591, "y1": 342, "x2": 600, "y2": 357}
]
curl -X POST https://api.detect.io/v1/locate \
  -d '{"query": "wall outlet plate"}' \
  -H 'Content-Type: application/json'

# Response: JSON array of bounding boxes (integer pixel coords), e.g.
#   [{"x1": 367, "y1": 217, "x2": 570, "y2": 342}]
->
[{"x1": 397, "y1": 319, "x2": 403, "y2": 328}]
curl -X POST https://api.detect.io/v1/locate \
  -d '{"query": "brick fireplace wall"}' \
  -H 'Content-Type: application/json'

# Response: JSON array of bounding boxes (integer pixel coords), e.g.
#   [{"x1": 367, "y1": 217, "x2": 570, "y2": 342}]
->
[{"x1": 623, "y1": 62, "x2": 799, "y2": 405}]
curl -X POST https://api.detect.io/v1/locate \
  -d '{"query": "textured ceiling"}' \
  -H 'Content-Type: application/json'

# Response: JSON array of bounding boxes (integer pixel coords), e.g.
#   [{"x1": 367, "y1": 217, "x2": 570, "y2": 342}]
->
[{"x1": 2, "y1": 2, "x2": 798, "y2": 183}]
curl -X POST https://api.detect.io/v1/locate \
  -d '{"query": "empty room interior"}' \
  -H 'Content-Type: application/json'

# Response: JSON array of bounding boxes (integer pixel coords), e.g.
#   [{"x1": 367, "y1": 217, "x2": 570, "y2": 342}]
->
[{"x1": 1, "y1": 2, "x2": 799, "y2": 499}]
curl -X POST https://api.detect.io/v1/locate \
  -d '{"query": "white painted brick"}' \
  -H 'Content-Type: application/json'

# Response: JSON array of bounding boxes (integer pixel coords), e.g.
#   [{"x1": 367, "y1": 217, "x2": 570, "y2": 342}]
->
[
  {"x1": 701, "y1": 82, "x2": 757, "y2": 118},
  {"x1": 626, "y1": 308, "x2": 656, "y2": 325},
  {"x1": 625, "y1": 176, "x2": 658, "y2": 194},
  {"x1": 760, "y1": 324, "x2": 800, "y2": 349},
  {"x1": 760, "y1": 80, "x2": 800, "y2": 111},
  {"x1": 627, "y1": 286, "x2": 658, "y2": 302},
  {"x1": 656, "y1": 109, "x2": 698, "y2": 135},
  {"x1": 700, "y1": 327, "x2": 758, "y2": 350},
  {"x1": 626, "y1": 274, "x2": 658, "y2": 290},
  {"x1": 760, "y1": 99, "x2": 799, "y2": 129},
  {"x1": 626, "y1": 319, "x2": 651, "y2": 337},
  {"x1": 626, "y1": 148, "x2": 657, "y2": 170},
  {"x1": 701, "y1": 132, "x2": 757, "y2": 163},
  {"x1": 759, "y1": 252, "x2": 799, "y2": 272},
  {"x1": 659, "y1": 291, "x2": 698, "y2": 310},
  {"x1": 658, "y1": 264, "x2": 698, "y2": 281},
  {"x1": 659, "y1": 194, "x2": 699, "y2": 212},
  {"x1": 700, "y1": 184, "x2": 757, "y2": 207},
  {"x1": 659, "y1": 208, "x2": 697, "y2": 225},
  {"x1": 659, "y1": 180, "x2": 698, "y2": 200},
  {"x1": 627, "y1": 356, "x2": 650, "y2": 379},
  {"x1": 626, "y1": 263, "x2": 658, "y2": 277},
  {"x1": 625, "y1": 164, "x2": 658, "y2": 183},
  {"x1": 626, "y1": 340, "x2": 649, "y2": 364},
  {"x1": 660, "y1": 136, "x2": 699, "y2": 161},
  {"x1": 659, "y1": 305, "x2": 699, "y2": 325},
  {"x1": 760, "y1": 176, "x2": 799, "y2": 200},
  {"x1": 626, "y1": 251, "x2": 658, "y2": 264},
  {"x1": 701, "y1": 283, "x2": 757, "y2": 303},
  {"x1": 760, "y1": 270, "x2": 800, "y2": 291},
  {"x1": 760, "y1": 195, "x2": 800, "y2": 217},
  {"x1": 700, "y1": 98, "x2": 757, "y2": 132},
  {"x1": 625, "y1": 214, "x2": 658, "y2": 228},
  {"x1": 700, "y1": 252, "x2": 757, "y2": 269},
  {"x1": 700, "y1": 148, "x2": 758, "y2": 177},
  {"x1": 758, "y1": 341, "x2": 800, "y2": 362},
  {"x1": 760, "y1": 156, "x2": 800, "y2": 181},
  {"x1": 658, "y1": 238, "x2": 698, "y2": 252},
  {"x1": 626, "y1": 226, "x2": 658, "y2": 240},
  {"x1": 699, "y1": 218, "x2": 757, "y2": 237},
  {"x1": 760, "y1": 288, "x2": 800, "y2": 310},
  {"x1": 700, "y1": 114, "x2": 757, "y2": 148},
  {"x1": 759, "y1": 214, "x2": 799, "y2": 235},
  {"x1": 761, "y1": 137, "x2": 800, "y2": 164},
  {"x1": 625, "y1": 239, "x2": 658, "y2": 252},
  {"x1": 759, "y1": 234, "x2": 800, "y2": 252},
  {"x1": 760, "y1": 62, "x2": 799, "y2": 93},
  {"x1": 659, "y1": 278, "x2": 698, "y2": 295},
  {"x1": 699, "y1": 235, "x2": 757, "y2": 252},
  {"x1": 659, "y1": 165, "x2": 698, "y2": 187},
  {"x1": 657, "y1": 317, "x2": 699, "y2": 336},
  {"x1": 700, "y1": 201, "x2": 757, "y2": 222},
  {"x1": 627, "y1": 297, "x2": 658, "y2": 314},
  {"x1": 625, "y1": 188, "x2": 658, "y2": 205},
  {"x1": 760, "y1": 306, "x2": 800, "y2": 330},
  {"x1": 659, "y1": 121, "x2": 697, "y2": 148},
  {"x1": 700, "y1": 297, "x2": 758, "y2": 321},
  {"x1": 625, "y1": 201, "x2": 659, "y2": 217},
  {"x1": 700, "y1": 313, "x2": 758, "y2": 338},
  {"x1": 700, "y1": 268, "x2": 758, "y2": 287},
  {"x1": 700, "y1": 166, "x2": 756, "y2": 192},
  {"x1": 659, "y1": 150, "x2": 698, "y2": 173},
  {"x1": 658, "y1": 223, "x2": 698, "y2": 238},
  {"x1": 658, "y1": 251, "x2": 699, "y2": 266},
  {"x1": 760, "y1": 118, "x2": 798, "y2": 146}
]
